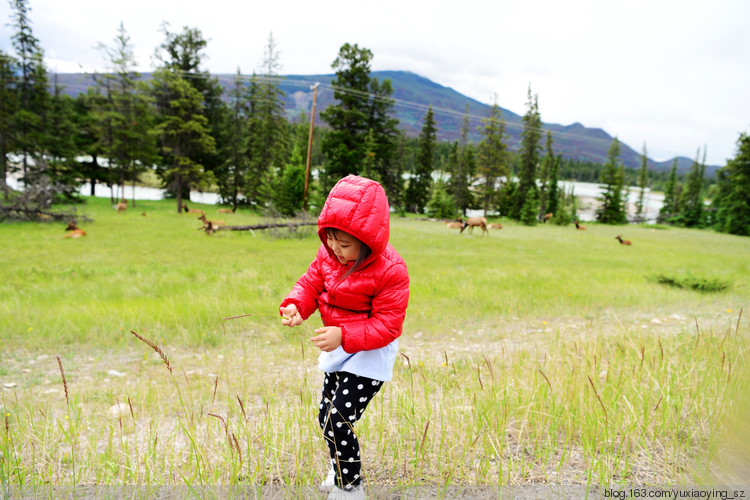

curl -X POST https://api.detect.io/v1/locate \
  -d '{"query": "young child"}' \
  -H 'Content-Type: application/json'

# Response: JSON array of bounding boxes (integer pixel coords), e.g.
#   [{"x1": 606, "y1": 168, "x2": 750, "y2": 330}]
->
[{"x1": 279, "y1": 175, "x2": 409, "y2": 499}]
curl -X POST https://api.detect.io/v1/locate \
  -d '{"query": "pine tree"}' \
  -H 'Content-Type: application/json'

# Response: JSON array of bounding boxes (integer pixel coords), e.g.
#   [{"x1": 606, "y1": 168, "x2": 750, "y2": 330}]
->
[
  {"x1": 679, "y1": 148, "x2": 706, "y2": 227},
  {"x1": 714, "y1": 133, "x2": 750, "y2": 236},
  {"x1": 538, "y1": 131, "x2": 555, "y2": 219},
  {"x1": 10, "y1": 0, "x2": 50, "y2": 184},
  {"x1": 96, "y1": 22, "x2": 157, "y2": 206},
  {"x1": 320, "y1": 43, "x2": 373, "y2": 189},
  {"x1": 635, "y1": 144, "x2": 649, "y2": 221},
  {"x1": 155, "y1": 24, "x2": 225, "y2": 202},
  {"x1": 150, "y1": 68, "x2": 216, "y2": 213},
  {"x1": 426, "y1": 180, "x2": 457, "y2": 219},
  {"x1": 249, "y1": 33, "x2": 288, "y2": 207},
  {"x1": 215, "y1": 69, "x2": 250, "y2": 210},
  {"x1": 405, "y1": 106, "x2": 437, "y2": 213},
  {"x1": 0, "y1": 50, "x2": 17, "y2": 200},
  {"x1": 366, "y1": 75, "x2": 400, "y2": 200},
  {"x1": 511, "y1": 86, "x2": 542, "y2": 220},
  {"x1": 46, "y1": 75, "x2": 78, "y2": 196},
  {"x1": 546, "y1": 154, "x2": 561, "y2": 221},
  {"x1": 659, "y1": 159, "x2": 679, "y2": 222},
  {"x1": 476, "y1": 100, "x2": 508, "y2": 216},
  {"x1": 596, "y1": 137, "x2": 628, "y2": 224},
  {"x1": 449, "y1": 105, "x2": 475, "y2": 215}
]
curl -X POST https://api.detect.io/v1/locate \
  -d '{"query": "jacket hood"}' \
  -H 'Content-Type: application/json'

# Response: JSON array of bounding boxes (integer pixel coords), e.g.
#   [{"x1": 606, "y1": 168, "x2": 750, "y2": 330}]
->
[{"x1": 318, "y1": 175, "x2": 390, "y2": 261}]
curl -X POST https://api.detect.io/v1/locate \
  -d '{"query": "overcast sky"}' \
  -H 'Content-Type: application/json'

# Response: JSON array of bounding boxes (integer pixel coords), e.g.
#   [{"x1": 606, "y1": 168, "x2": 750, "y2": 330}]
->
[{"x1": 1, "y1": 0, "x2": 748, "y2": 166}]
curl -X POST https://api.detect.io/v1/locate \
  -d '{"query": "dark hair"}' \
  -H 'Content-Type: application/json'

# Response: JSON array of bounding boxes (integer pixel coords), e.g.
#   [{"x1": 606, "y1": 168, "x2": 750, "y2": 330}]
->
[{"x1": 325, "y1": 228, "x2": 372, "y2": 281}]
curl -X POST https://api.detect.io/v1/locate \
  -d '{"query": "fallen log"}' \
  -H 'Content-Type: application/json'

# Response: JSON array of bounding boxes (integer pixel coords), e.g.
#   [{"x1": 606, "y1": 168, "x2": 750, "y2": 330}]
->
[{"x1": 199, "y1": 221, "x2": 318, "y2": 233}]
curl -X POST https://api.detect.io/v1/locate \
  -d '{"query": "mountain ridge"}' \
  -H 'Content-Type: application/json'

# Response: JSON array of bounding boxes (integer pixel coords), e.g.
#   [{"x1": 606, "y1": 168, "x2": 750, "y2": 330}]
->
[{"x1": 54, "y1": 70, "x2": 711, "y2": 175}]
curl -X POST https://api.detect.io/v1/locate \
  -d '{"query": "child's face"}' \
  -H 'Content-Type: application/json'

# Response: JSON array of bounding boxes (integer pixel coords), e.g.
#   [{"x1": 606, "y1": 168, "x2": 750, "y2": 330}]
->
[{"x1": 326, "y1": 231, "x2": 362, "y2": 264}]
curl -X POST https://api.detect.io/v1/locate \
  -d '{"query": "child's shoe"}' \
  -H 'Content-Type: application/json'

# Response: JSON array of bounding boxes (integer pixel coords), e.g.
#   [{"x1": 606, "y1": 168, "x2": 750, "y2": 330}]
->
[
  {"x1": 319, "y1": 467, "x2": 336, "y2": 492},
  {"x1": 326, "y1": 485, "x2": 366, "y2": 500}
]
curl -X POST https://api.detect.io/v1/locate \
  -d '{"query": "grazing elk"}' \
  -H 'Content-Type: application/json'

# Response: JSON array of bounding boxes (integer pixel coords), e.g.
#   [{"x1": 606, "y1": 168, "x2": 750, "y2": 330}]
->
[
  {"x1": 63, "y1": 221, "x2": 86, "y2": 238},
  {"x1": 460, "y1": 217, "x2": 489, "y2": 236},
  {"x1": 574, "y1": 220, "x2": 586, "y2": 231},
  {"x1": 182, "y1": 204, "x2": 205, "y2": 217},
  {"x1": 114, "y1": 199, "x2": 127, "y2": 212},
  {"x1": 615, "y1": 235, "x2": 632, "y2": 246},
  {"x1": 198, "y1": 214, "x2": 226, "y2": 228},
  {"x1": 542, "y1": 213, "x2": 553, "y2": 223}
]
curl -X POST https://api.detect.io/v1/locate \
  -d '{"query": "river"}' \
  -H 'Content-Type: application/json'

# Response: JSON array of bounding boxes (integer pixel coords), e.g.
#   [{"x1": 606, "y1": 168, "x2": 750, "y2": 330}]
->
[{"x1": 6, "y1": 178, "x2": 664, "y2": 223}]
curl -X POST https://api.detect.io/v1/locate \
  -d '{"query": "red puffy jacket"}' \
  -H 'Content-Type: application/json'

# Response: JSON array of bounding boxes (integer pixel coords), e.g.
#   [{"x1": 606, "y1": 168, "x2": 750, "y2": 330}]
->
[{"x1": 280, "y1": 176, "x2": 409, "y2": 353}]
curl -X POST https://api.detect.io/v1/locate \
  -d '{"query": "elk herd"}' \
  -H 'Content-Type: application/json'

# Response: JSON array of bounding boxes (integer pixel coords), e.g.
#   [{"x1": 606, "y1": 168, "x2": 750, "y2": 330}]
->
[
  {"x1": 59, "y1": 202, "x2": 633, "y2": 247},
  {"x1": 442, "y1": 214, "x2": 633, "y2": 245}
]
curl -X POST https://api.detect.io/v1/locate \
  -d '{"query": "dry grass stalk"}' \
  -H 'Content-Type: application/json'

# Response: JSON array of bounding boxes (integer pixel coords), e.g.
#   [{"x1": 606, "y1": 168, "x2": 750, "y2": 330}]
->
[
  {"x1": 208, "y1": 413, "x2": 228, "y2": 436},
  {"x1": 56, "y1": 356, "x2": 69, "y2": 407},
  {"x1": 538, "y1": 368, "x2": 553, "y2": 391},
  {"x1": 231, "y1": 432, "x2": 242, "y2": 463},
  {"x1": 587, "y1": 375, "x2": 608, "y2": 424},
  {"x1": 130, "y1": 330, "x2": 172, "y2": 373},
  {"x1": 236, "y1": 395, "x2": 247, "y2": 420}
]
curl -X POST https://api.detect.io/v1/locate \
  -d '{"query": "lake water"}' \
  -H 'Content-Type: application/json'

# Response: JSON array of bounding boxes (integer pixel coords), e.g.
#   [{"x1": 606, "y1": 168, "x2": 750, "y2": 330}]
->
[{"x1": 6, "y1": 178, "x2": 663, "y2": 223}]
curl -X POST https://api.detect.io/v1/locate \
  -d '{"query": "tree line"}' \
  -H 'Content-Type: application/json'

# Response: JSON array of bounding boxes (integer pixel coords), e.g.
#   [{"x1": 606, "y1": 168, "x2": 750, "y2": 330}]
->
[{"x1": 1, "y1": 0, "x2": 748, "y2": 235}]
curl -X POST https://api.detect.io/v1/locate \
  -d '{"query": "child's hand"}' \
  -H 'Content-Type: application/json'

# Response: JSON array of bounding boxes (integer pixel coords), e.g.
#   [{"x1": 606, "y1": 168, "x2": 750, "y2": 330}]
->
[
  {"x1": 280, "y1": 304, "x2": 303, "y2": 327},
  {"x1": 310, "y1": 327, "x2": 342, "y2": 352}
]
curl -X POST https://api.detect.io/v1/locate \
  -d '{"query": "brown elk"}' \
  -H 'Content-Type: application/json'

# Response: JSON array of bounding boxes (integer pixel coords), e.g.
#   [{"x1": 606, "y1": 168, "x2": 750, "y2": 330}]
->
[
  {"x1": 574, "y1": 220, "x2": 586, "y2": 231},
  {"x1": 542, "y1": 213, "x2": 553, "y2": 223},
  {"x1": 444, "y1": 221, "x2": 464, "y2": 229},
  {"x1": 182, "y1": 204, "x2": 205, "y2": 217},
  {"x1": 63, "y1": 221, "x2": 86, "y2": 238},
  {"x1": 488, "y1": 222, "x2": 503, "y2": 229},
  {"x1": 198, "y1": 214, "x2": 226, "y2": 227},
  {"x1": 615, "y1": 235, "x2": 632, "y2": 246},
  {"x1": 460, "y1": 217, "x2": 489, "y2": 236},
  {"x1": 115, "y1": 199, "x2": 127, "y2": 212},
  {"x1": 217, "y1": 207, "x2": 236, "y2": 214}
]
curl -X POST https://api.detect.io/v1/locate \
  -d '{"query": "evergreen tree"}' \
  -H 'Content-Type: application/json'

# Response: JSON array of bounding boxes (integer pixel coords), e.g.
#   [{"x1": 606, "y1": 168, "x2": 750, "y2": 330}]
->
[
  {"x1": 476, "y1": 100, "x2": 508, "y2": 216},
  {"x1": 155, "y1": 24, "x2": 225, "y2": 201},
  {"x1": 511, "y1": 86, "x2": 542, "y2": 220},
  {"x1": 150, "y1": 68, "x2": 216, "y2": 213},
  {"x1": 10, "y1": 0, "x2": 49, "y2": 184},
  {"x1": 248, "y1": 33, "x2": 289, "y2": 207},
  {"x1": 596, "y1": 137, "x2": 628, "y2": 224},
  {"x1": 72, "y1": 89, "x2": 107, "y2": 197},
  {"x1": 659, "y1": 159, "x2": 679, "y2": 221},
  {"x1": 449, "y1": 105, "x2": 475, "y2": 215},
  {"x1": 405, "y1": 106, "x2": 437, "y2": 213},
  {"x1": 426, "y1": 180, "x2": 457, "y2": 219},
  {"x1": 0, "y1": 49, "x2": 17, "y2": 200},
  {"x1": 714, "y1": 133, "x2": 750, "y2": 236},
  {"x1": 46, "y1": 75, "x2": 79, "y2": 196},
  {"x1": 96, "y1": 22, "x2": 157, "y2": 206},
  {"x1": 365, "y1": 75, "x2": 401, "y2": 200},
  {"x1": 320, "y1": 43, "x2": 373, "y2": 189},
  {"x1": 215, "y1": 69, "x2": 250, "y2": 210},
  {"x1": 678, "y1": 148, "x2": 706, "y2": 227},
  {"x1": 546, "y1": 154, "x2": 561, "y2": 221},
  {"x1": 273, "y1": 142, "x2": 306, "y2": 217},
  {"x1": 635, "y1": 143, "x2": 649, "y2": 221},
  {"x1": 538, "y1": 130, "x2": 555, "y2": 219}
]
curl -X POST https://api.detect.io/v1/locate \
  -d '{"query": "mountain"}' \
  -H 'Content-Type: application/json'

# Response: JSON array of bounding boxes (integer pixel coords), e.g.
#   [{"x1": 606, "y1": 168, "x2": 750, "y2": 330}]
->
[{"x1": 54, "y1": 70, "x2": 711, "y2": 175}]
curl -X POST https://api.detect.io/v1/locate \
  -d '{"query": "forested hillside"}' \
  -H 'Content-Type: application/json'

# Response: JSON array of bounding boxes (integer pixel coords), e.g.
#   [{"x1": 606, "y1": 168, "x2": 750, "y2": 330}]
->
[{"x1": 53, "y1": 71, "x2": 704, "y2": 175}]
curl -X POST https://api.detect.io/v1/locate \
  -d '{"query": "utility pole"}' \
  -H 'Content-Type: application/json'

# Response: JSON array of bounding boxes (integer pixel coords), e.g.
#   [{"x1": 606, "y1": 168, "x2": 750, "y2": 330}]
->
[{"x1": 303, "y1": 82, "x2": 319, "y2": 211}]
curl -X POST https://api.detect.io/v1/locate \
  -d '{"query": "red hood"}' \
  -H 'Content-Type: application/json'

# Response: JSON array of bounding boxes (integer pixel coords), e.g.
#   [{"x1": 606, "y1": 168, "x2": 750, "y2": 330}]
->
[{"x1": 318, "y1": 175, "x2": 390, "y2": 263}]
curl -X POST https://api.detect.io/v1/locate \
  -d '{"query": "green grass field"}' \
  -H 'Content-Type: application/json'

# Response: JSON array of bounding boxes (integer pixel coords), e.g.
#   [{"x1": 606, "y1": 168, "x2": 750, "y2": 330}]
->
[{"x1": 1, "y1": 197, "x2": 748, "y2": 491}]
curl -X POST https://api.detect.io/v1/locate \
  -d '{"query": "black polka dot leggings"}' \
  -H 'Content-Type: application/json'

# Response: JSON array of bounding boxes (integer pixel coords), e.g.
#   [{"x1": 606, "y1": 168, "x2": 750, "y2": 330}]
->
[{"x1": 318, "y1": 371, "x2": 382, "y2": 490}]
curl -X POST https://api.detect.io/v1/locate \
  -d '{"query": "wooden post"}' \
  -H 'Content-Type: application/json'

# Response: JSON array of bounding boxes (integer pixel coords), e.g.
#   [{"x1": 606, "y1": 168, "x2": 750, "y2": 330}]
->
[{"x1": 303, "y1": 83, "x2": 319, "y2": 211}]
